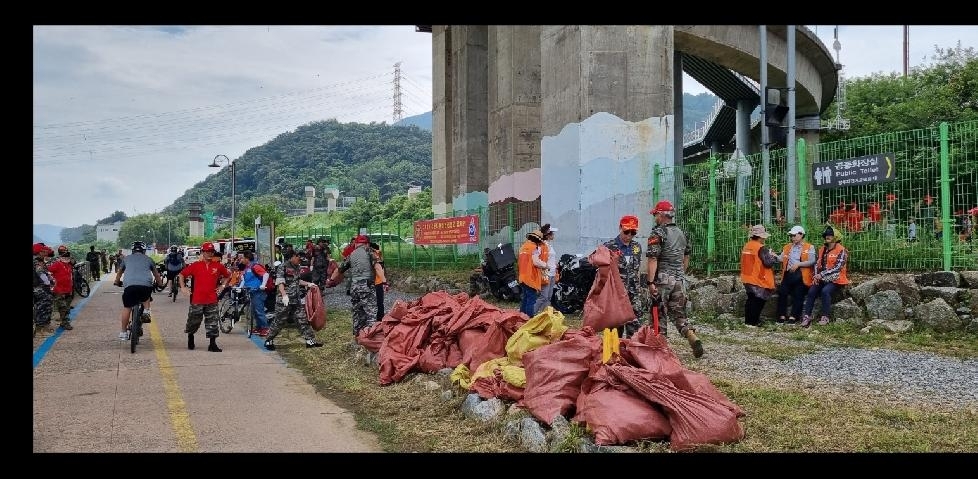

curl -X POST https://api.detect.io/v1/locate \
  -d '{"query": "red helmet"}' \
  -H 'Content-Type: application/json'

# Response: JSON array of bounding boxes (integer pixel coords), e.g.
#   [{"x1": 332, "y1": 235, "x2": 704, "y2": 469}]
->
[
  {"x1": 200, "y1": 242, "x2": 216, "y2": 253},
  {"x1": 650, "y1": 200, "x2": 675, "y2": 215}
]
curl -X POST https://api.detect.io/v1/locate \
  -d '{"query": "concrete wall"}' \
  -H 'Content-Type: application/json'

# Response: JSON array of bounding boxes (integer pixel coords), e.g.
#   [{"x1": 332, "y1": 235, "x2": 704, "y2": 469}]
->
[
  {"x1": 540, "y1": 26, "x2": 676, "y2": 256},
  {"x1": 450, "y1": 26, "x2": 489, "y2": 213},
  {"x1": 486, "y1": 25, "x2": 542, "y2": 244},
  {"x1": 431, "y1": 26, "x2": 453, "y2": 215}
]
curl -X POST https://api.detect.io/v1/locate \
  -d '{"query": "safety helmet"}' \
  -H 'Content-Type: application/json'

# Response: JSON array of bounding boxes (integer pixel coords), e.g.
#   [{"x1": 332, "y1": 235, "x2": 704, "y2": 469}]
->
[
  {"x1": 170, "y1": 246, "x2": 178, "y2": 253},
  {"x1": 200, "y1": 242, "x2": 216, "y2": 253},
  {"x1": 131, "y1": 241, "x2": 146, "y2": 253}
]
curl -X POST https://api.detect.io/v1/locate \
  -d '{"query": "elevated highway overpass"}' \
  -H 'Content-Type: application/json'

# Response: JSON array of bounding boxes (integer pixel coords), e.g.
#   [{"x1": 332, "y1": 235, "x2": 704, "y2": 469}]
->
[{"x1": 417, "y1": 25, "x2": 838, "y2": 257}]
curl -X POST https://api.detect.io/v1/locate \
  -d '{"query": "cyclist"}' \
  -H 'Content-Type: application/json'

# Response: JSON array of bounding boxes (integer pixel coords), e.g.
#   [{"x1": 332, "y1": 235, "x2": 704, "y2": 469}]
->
[
  {"x1": 180, "y1": 242, "x2": 231, "y2": 352},
  {"x1": 113, "y1": 241, "x2": 162, "y2": 341},
  {"x1": 164, "y1": 246, "x2": 186, "y2": 297}
]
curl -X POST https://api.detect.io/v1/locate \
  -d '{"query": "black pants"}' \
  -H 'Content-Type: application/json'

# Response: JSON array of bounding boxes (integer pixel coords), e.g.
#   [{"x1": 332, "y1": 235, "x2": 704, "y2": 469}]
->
[
  {"x1": 745, "y1": 288, "x2": 768, "y2": 326},
  {"x1": 776, "y1": 271, "x2": 808, "y2": 321},
  {"x1": 375, "y1": 284, "x2": 385, "y2": 320}
]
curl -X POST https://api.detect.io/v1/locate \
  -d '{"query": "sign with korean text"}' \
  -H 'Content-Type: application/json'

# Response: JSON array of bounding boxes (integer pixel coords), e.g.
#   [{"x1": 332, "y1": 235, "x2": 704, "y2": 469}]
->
[
  {"x1": 414, "y1": 214, "x2": 480, "y2": 245},
  {"x1": 812, "y1": 153, "x2": 896, "y2": 190}
]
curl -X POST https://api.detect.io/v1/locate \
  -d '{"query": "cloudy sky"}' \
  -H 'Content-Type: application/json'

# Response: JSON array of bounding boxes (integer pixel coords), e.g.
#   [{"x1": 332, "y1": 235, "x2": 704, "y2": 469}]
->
[{"x1": 33, "y1": 25, "x2": 977, "y2": 228}]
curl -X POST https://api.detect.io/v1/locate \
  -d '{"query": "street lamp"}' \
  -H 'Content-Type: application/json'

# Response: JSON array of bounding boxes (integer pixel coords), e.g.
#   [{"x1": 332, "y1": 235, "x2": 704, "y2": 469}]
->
[{"x1": 209, "y1": 155, "x2": 235, "y2": 251}]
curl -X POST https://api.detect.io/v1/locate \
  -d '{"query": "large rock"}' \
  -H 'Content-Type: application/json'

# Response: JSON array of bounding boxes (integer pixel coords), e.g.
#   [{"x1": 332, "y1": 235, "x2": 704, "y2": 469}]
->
[
  {"x1": 959, "y1": 271, "x2": 978, "y2": 288},
  {"x1": 861, "y1": 319, "x2": 914, "y2": 333},
  {"x1": 876, "y1": 273, "x2": 921, "y2": 307},
  {"x1": 833, "y1": 298, "x2": 866, "y2": 327},
  {"x1": 689, "y1": 285, "x2": 720, "y2": 314},
  {"x1": 916, "y1": 271, "x2": 961, "y2": 287},
  {"x1": 715, "y1": 276, "x2": 737, "y2": 294},
  {"x1": 915, "y1": 298, "x2": 964, "y2": 332},
  {"x1": 919, "y1": 286, "x2": 963, "y2": 307},
  {"x1": 864, "y1": 290, "x2": 906, "y2": 321},
  {"x1": 848, "y1": 278, "x2": 880, "y2": 305}
]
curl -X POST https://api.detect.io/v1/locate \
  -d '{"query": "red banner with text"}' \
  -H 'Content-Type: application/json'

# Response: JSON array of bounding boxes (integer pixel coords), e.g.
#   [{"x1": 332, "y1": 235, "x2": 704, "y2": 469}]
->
[{"x1": 413, "y1": 215, "x2": 480, "y2": 245}]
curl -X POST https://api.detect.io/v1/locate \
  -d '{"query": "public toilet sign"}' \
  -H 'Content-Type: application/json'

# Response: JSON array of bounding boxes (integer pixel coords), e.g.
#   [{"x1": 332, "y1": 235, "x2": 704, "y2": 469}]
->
[{"x1": 812, "y1": 152, "x2": 896, "y2": 190}]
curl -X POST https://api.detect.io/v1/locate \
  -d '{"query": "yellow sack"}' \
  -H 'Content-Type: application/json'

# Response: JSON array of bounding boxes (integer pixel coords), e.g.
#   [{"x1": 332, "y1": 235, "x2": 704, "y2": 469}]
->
[
  {"x1": 471, "y1": 357, "x2": 526, "y2": 388},
  {"x1": 505, "y1": 306, "x2": 568, "y2": 361},
  {"x1": 601, "y1": 328, "x2": 620, "y2": 363},
  {"x1": 451, "y1": 364, "x2": 473, "y2": 389}
]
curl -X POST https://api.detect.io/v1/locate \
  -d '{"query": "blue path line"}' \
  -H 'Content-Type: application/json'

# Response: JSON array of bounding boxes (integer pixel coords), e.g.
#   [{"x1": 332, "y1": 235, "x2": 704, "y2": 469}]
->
[{"x1": 33, "y1": 280, "x2": 104, "y2": 369}]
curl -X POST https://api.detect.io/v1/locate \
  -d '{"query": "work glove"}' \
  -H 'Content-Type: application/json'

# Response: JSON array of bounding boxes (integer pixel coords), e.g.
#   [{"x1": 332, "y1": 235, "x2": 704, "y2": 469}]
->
[{"x1": 281, "y1": 295, "x2": 290, "y2": 307}]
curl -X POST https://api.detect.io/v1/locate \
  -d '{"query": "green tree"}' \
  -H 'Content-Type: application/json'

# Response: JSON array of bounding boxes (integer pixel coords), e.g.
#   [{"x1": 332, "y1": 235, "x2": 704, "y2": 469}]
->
[{"x1": 239, "y1": 195, "x2": 288, "y2": 233}]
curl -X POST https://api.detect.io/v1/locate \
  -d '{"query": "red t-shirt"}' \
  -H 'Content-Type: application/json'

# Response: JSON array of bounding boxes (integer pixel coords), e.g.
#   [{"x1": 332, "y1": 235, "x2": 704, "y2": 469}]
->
[
  {"x1": 182, "y1": 259, "x2": 230, "y2": 305},
  {"x1": 48, "y1": 259, "x2": 74, "y2": 295}
]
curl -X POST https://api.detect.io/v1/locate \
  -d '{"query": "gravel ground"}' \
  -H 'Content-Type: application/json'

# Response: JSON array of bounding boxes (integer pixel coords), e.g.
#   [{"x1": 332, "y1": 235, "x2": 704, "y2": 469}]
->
[
  {"x1": 326, "y1": 285, "x2": 978, "y2": 411},
  {"x1": 687, "y1": 322, "x2": 978, "y2": 411}
]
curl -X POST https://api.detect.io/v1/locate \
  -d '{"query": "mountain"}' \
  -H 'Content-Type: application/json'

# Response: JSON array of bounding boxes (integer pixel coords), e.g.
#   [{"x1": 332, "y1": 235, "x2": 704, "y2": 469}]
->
[
  {"x1": 33, "y1": 224, "x2": 64, "y2": 245},
  {"x1": 393, "y1": 94, "x2": 714, "y2": 136},
  {"x1": 395, "y1": 111, "x2": 432, "y2": 131}
]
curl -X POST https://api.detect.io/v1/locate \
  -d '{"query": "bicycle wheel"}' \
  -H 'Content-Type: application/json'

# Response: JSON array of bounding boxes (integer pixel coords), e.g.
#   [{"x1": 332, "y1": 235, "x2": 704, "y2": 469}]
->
[
  {"x1": 130, "y1": 305, "x2": 141, "y2": 353},
  {"x1": 155, "y1": 274, "x2": 168, "y2": 293},
  {"x1": 171, "y1": 279, "x2": 179, "y2": 302},
  {"x1": 75, "y1": 279, "x2": 91, "y2": 298},
  {"x1": 218, "y1": 300, "x2": 235, "y2": 333}
]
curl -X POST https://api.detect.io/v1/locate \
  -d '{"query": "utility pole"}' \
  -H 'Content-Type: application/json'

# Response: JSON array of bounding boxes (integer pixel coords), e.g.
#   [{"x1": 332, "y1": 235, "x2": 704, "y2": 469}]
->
[{"x1": 903, "y1": 26, "x2": 910, "y2": 77}]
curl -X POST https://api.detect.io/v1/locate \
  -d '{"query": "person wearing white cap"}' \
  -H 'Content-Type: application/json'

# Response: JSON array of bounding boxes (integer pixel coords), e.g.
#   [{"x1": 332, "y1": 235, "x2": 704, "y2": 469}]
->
[
  {"x1": 740, "y1": 224, "x2": 780, "y2": 327},
  {"x1": 533, "y1": 224, "x2": 558, "y2": 314},
  {"x1": 775, "y1": 225, "x2": 816, "y2": 324}
]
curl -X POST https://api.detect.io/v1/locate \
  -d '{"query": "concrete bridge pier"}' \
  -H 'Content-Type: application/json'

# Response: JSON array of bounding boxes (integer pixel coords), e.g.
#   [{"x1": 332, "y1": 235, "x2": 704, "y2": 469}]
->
[{"x1": 540, "y1": 25, "x2": 677, "y2": 255}]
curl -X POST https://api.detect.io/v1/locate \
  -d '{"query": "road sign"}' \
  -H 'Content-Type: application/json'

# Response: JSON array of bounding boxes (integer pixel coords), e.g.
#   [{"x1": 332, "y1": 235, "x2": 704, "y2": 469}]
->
[{"x1": 812, "y1": 152, "x2": 896, "y2": 190}]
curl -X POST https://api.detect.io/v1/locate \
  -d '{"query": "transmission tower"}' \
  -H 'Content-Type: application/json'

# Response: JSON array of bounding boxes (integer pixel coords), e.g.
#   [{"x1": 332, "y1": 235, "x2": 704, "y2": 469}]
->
[
  {"x1": 823, "y1": 26, "x2": 850, "y2": 131},
  {"x1": 392, "y1": 62, "x2": 404, "y2": 123}
]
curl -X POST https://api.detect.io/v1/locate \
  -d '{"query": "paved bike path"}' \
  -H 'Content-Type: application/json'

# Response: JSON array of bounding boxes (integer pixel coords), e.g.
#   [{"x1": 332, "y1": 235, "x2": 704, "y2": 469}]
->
[{"x1": 32, "y1": 275, "x2": 382, "y2": 453}]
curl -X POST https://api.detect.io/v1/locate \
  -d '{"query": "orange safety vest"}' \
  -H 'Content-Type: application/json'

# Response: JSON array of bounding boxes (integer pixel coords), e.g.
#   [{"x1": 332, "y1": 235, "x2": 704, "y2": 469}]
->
[
  {"x1": 740, "y1": 239, "x2": 775, "y2": 290},
  {"x1": 517, "y1": 240, "x2": 547, "y2": 291},
  {"x1": 815, "y1": 243, "x2": 850, "y2": 285},
  {"x1": 781, "y1": 241, "x2": 814, "y2": 286}
]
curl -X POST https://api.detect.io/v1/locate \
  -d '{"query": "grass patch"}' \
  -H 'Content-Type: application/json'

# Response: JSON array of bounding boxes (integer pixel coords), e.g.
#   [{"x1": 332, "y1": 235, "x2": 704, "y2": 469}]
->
[{"x1": 265, "y1": 285, "x2": 978, "y2": 452}]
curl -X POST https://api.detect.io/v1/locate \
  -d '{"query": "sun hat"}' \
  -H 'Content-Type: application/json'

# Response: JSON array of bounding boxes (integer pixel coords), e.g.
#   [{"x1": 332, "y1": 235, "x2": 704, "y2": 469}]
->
[{"x1": 749, "y1": 224, "x2": 771, "y2": 238}]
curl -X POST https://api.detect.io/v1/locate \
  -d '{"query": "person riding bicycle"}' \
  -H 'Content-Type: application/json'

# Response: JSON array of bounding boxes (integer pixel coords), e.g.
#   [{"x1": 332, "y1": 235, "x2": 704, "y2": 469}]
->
[
  {"x1": 113, "y1": 241, "x2": 162, "y2": 341},
  {"x1": 164, "y1": 246, "x2": 186, "y2": 296}
]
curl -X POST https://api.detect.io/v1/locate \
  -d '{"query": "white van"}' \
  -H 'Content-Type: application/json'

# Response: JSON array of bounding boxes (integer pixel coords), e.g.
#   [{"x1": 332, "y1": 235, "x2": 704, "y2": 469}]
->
[{"x1": 184, "y1": 247, "x2": 201, "y2": 263}]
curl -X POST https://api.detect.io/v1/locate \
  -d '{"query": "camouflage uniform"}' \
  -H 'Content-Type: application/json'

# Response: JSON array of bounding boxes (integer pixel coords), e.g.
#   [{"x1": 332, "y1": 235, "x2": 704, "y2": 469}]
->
[
  {"x1": 266, "y1": 260, "x2": 317, "y2": 342},
  {"x1": 185, "y1": 303, "x2": 220, "y2": 338},
  {"x1": 339, "y1": 245, "x2": 378, "y2": 337},
  {"x1": 646, "y1": 222, "x2": 693, "y2": 336},
  {"x1": 33, "y1": 257, "x2": 54, "y2": 327},
  {"x1": 601, "y1": 237, "x2": 646, "y2": 337}
]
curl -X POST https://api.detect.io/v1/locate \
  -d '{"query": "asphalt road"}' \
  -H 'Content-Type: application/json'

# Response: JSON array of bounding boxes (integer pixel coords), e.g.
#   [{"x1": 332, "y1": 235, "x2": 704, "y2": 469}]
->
[{"x1": 32, "y1": 276, "x2": 382, "y2": 453}]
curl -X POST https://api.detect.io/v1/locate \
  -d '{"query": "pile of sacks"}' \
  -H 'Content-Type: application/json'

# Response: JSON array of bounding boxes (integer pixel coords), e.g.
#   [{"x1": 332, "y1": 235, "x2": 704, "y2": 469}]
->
[{"x1": 357, "y1": 292, "x2": 745, "y2": 451}]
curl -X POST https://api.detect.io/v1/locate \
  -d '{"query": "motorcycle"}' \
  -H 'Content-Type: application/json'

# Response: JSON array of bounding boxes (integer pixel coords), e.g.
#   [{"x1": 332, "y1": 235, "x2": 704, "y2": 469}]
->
[
  {"x1": 473, "y1": 243, "x2": 521, "y2": 302},
  {"x1": 550, "y1": 253, "x2": 597, "y2": 314}
]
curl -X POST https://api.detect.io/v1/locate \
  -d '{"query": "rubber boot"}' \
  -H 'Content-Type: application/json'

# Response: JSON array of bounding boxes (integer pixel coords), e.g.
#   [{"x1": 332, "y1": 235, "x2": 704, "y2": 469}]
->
[
  {"x1": 686, "y1": 329, "x2": 704, "y2": 358},
  {"x1": 208, "y1": 337, "x2": 222, "y2": 352},
  {"x1": 187, "y1": 334, "x2": 195, "y2": 350}
]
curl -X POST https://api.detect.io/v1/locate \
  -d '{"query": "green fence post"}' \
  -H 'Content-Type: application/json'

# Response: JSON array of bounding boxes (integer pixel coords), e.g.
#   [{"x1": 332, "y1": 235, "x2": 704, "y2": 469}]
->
[
  {"x1": 707, "y1": 155, "x2": 717, "y2": 277},
  {"x1": 940, "y1": 122, "x2": 952, "y2": 271},
  {"x1": 797, "y1": 137, "x2": 808, "y2": 227},
  {"x1": 652, "y1": 164, "x2": 661, "y2": 203}
]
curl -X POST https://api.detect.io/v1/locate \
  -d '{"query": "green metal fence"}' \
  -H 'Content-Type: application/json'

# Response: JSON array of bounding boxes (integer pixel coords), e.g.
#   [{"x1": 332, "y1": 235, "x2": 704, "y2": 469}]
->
[
  {"x1": 292, "y1": 121, "x2": 975, "y2": 275},
  {"x1": 669, "y1": 120, "x2": 977, "y2": 275}
]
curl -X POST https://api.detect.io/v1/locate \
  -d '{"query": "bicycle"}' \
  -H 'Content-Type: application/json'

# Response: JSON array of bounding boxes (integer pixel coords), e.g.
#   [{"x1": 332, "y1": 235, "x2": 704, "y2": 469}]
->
[
  {"x1": 154, "y1": 262, "x2": 169, "y2": 293},
  {"x1": 72, "y1": 264, "x2": 90, "y2": 298},
  {"x1": 218, "y1": 287, "x2": 250, "y2": 335},
  {"x1": 115, "y1": 280, "x2": 146, "y2": 353}
]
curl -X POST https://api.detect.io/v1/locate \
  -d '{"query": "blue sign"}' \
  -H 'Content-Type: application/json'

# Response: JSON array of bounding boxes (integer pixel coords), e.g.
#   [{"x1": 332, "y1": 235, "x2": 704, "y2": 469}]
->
[{"x1": 812, "y1": 153, "x2": 896, "y2": 190}]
